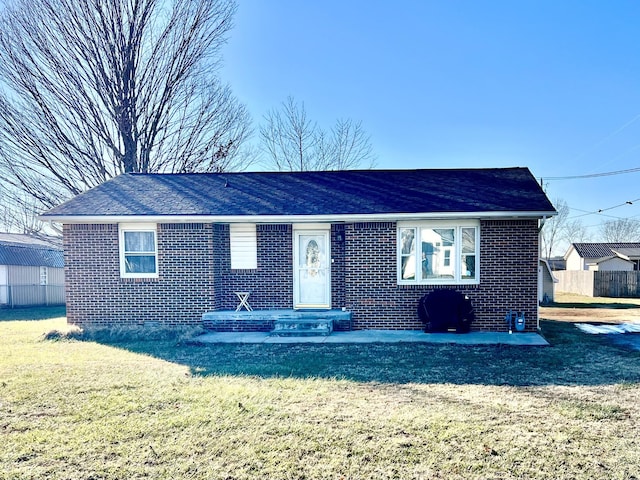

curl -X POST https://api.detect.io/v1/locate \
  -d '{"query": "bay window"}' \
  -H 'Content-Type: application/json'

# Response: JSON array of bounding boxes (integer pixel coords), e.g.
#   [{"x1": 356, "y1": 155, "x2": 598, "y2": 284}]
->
[{"x1": 397, "y1": 221, "x2": 479, "y2": 284}]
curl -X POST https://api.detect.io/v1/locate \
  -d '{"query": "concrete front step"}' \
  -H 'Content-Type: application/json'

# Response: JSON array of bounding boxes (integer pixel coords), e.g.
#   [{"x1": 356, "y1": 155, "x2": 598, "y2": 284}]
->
[
  {"x1": 202, "y1": 309, "x2": 352, "y2": 333},
  {"x1": 271, "y1": 318, "x2": 334, "y2": 336}
]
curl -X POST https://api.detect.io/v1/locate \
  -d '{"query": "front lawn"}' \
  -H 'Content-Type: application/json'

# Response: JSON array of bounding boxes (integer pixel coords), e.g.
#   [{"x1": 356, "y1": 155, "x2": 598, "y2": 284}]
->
[
  {"x1": 1, "y1": 308, "x2": 639, "y2": 479},
  {"x1": 0, "y1": 305, "x2": 66, "y2": 321}
]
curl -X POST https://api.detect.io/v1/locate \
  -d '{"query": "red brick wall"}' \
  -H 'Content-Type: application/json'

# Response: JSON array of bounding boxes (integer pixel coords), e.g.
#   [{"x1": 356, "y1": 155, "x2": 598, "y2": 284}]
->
[
  {"x1": 331, "y1": 224, "x2": 346, "y2": 309},
  {"x1": 211, "y1": 223, "x2": 347, "y2": 311},
  {"x1": 213, "y1": 224, "x2": 293, "y2": 310},
  {"x1": 343, "y1": 220, "x2": 540, "y2": 332},
  {"x1": 63, "y1": 223, "x2": 214, "y2": 327},
  {"x1": 475, "y1": 219, "x2": 540, "y2": 332},
  {"x1": 64, "y1": 219, "x2": 539, "y2": 332}
]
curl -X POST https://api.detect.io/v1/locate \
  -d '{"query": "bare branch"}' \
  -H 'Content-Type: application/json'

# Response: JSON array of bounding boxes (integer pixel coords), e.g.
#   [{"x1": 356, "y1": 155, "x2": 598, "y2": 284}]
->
[
  {"x1": 599, "y1": 218, "x2": 640, "y2": 242},
  {"x1": 0, "y1": 0, "x2": 251, "y2": 211},
  {"x1": 259, "y1": 96, "x2": 375, "y2": 171},
  {"x1": 0, "y1": 185, "x2": 47, "y2": 234},
  {"x1": 540, "y1": 198, "x2": 569, "y2": 259},
  {"x1": 562, "y1": 219, "x2": 591, "y2": 245}
]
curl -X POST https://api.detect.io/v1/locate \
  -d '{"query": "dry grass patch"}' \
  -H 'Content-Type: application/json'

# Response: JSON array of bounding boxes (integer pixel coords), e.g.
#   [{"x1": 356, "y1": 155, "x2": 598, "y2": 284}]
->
[
  {"x1": 553, "y1": 292, "x2": 640, "y2": 307},
  {"x1": 541, "y1": 292, "x2": 640, "y2": 323},
  {"x1": 0, "y1": 308, "x2": 639, "y2": 479}
]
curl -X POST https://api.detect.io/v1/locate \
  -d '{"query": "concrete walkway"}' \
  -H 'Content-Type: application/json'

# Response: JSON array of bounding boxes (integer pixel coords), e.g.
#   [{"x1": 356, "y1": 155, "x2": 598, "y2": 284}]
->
[{"x1": 196, "y1": 330, "x2": 549, "y2": 346}]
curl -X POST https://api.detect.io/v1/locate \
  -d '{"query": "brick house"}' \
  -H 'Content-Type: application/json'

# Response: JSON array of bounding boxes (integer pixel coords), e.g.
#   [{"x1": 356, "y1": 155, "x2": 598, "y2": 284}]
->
[
  {"x1": 564, "y1": 242, "x2": 640, "y2": 271},
  {"x1": 41, "y1": 167, "x2": 555, "y2": 332}
]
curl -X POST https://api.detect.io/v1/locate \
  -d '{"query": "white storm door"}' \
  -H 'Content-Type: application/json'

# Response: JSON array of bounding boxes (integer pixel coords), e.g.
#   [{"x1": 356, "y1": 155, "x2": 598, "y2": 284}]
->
[
  {"x1": 294, "y1": 230, "x2": 331, "y2": 309},
  {"x1": 0, "y1": 265, "x2": 7, "y2": 305}
]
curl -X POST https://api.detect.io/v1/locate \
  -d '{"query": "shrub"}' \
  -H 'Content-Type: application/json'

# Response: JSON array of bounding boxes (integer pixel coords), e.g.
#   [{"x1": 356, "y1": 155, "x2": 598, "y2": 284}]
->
[{"x1": 42, "y1": 324, "x2": 204, "y2": 344}]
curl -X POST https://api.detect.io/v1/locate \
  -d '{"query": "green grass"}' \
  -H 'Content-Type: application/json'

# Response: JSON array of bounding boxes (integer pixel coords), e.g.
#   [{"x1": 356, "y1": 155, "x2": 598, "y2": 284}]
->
[
  {"x1": 1, "y1": 307, "x2": 639, "y2": 479},
  {"x1": 0, "y1": 305, "x2": 66, "y2": 321}
]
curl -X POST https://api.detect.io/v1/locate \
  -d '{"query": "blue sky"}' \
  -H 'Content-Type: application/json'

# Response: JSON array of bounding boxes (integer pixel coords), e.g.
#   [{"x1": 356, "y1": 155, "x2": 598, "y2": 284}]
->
[{"x1": 221, "y1": 0, "x2": 640, "y2": 241}]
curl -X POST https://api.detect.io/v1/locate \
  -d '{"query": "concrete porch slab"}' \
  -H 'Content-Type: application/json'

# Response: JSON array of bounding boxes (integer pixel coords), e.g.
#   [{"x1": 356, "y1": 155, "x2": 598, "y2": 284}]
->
[
  {"x1": 202, "y1": 309, "x2": 353, "y2": 333},
  {"x1": 203, "y1": 309, "x2": 352, "y2": 322},
  {"x1": 195, "y1": 330, "x2": 549, "y2": 346}
]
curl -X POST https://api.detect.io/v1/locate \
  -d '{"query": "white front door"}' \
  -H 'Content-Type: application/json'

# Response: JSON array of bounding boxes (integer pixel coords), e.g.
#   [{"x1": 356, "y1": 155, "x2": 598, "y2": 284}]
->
[
  {"x1": 0, "y1": 265, "x2": 7, "y2": 305},
  {"x1": 294, "y1": 229, "x2": 331, "y2": 309}
]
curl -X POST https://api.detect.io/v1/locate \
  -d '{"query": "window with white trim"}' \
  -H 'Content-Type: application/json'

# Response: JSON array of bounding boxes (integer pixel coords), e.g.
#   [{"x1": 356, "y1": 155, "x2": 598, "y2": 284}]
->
[
  {"x1": 230, "y1": 223, "x2": 257, "y2": 269},
  {"x1": 40, "y1": 266, "x2": 48, "y2": 285},
  {"x1": 397, "y1": 221, "x2": 479, "y2": 284},
  {"x1": 119, "y1": 224, "x2": 158, "y2": 278}
]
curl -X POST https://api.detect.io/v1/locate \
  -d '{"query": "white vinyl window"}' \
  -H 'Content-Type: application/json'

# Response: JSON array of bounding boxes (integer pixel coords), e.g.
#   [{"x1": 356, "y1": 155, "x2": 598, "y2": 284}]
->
[
  {"x1": 397, "y1": 221, "x2": 479, "y2": 285},
  {"x1": 119, "y1": 223, "x2": 158, "y2": 278},
  {"x1": 40, "y1": 266, "x2": 48, "y2": 286},
  {"x1": 230, "y1": 224, "x2": 257, "y2": 269}
]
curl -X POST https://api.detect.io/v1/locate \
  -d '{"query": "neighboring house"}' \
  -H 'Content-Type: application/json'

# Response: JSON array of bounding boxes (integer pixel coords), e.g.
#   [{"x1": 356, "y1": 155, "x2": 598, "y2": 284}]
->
[
  {"x1": 41, "y1": 167, "x2": 556, "y2": 332},
  {"x1": 564, "y1": 243, "x2": 640, "y2": 271},
  {"x1": 0, "y1": 233, "x2": 65, "y2": 307},
  {"x1": 557, "y1": 243, "x2": 640, "y2": 297},
  {"x1": 587, "y1": 255, "x2": 634, "y2": 272}
]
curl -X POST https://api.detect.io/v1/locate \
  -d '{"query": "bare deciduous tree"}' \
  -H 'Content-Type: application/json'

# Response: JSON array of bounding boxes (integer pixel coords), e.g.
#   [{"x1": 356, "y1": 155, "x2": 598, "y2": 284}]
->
[
  {"x1": 0, "y1": 185, "x2": 47, "y2": 234},
  {"x1": 599, "y1": 218, "x2": 640, "y2": 242},
  {"x1": 0, "y1": 0, "x2": 251, "y2": 211},
  {"x1": 563, "y1": 218, "x2": 591, "y2": 245},
  {"x1": 259, "y1": 96, "x2": 375, "y2": 171},
  {"x1": 541, "y1": 198, "x2": 569, "y2": 259},
  {"x1": 541, "y1": 198, "x2": 591, "y2": 258},
  {"x1": 260, "y1": 97, "x2": 316, "y2": 171}
]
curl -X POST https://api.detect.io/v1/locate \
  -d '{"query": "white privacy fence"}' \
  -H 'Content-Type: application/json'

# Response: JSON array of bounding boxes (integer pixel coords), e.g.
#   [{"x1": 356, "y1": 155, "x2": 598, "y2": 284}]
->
[{"x1": 555, "y1": 270, "x2": 640, "y2": 298}]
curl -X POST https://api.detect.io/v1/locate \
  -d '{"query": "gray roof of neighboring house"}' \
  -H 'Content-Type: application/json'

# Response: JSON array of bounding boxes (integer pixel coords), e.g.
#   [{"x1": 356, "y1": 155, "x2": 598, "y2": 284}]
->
[
  {"x1": 41, "y1": 167, "x2": 556, "y2": 220},
  {"x1": 586, "y1": 255, "x2": 631, "y2": 265},
  {"x1": 539, "y1": 259, "x2": 558, "y2": 282},
  {"x1": 0, "y1": 244, "x2": 64, "y2": 268},
  {"x1": 570, "y1": 243, "x2": 640, "y2": 259},
  {"x1": 611, "y1": 248, "x2": 640, "y2": 260},
  {"x1": 0, "y1": 234, "x2": 64, "y2": 268},
  {"x1": 546, "y1": 257, "x2": 566, "y2": 271}
]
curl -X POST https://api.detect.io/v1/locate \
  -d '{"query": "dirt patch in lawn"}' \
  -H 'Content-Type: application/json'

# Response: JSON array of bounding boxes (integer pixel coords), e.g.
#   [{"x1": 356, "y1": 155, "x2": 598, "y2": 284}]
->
[
  {"x1": 540, "y1": 306, "x2": 640, "y2": 323},
  {"x1": 541, "y1": 292, "x2": 640, "y2": 324}
]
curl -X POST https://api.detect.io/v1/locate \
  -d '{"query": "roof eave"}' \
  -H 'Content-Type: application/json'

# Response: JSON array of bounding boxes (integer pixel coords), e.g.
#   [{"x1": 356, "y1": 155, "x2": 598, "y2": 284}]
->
[
  {"x1": 539, "y1": 258, "x2": 559, "y2": 283},
  {"x1": 40, "y1": 210, "x2": 557, "y2": 224}
]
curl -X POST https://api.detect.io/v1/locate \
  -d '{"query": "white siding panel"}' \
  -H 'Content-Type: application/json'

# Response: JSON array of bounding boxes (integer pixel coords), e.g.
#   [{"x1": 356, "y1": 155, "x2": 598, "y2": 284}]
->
[
  {"x1": 565, "y1": 249, "x2": 584, "y2": 271},
  {"x1": 594, "y1": 257, "x2": 634, "y2": 271},
  {"x1": 8, "y1": 265, "x2": 40, "y2": 285},
  {"x1": 230, "y1": 224, "x2": 257, "y2": 269},
  {"x1": 0, "y1": 265, "x2": 7, "y2": 305},
  {"x1": 49, "y1": 267, "x2": 65, "y2": 285}
]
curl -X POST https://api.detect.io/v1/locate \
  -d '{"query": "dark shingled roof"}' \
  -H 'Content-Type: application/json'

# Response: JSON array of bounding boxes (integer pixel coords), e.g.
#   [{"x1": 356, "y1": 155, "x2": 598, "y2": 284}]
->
[
  {"x1": 42, "y1": 167, "x2": 556, "y2": 218},
  {"x1": 0, "y1": 242, "x2": 64, "y2": 268},
  {"x1": 572, "y1": 243, "x2": 640, "y2": 259}
]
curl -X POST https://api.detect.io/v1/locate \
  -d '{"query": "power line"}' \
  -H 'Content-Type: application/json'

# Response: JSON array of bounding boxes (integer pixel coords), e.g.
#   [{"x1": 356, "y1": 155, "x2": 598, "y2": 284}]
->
[
  {"x1": 542, "y1": 113, "x2": 640, "y2": 182},
  {"x1": 568, "y1": 198, "x2": 640, "y2": 219},
  {"x1": 569, "y1": 208, "x2": 629, "y2": 221},
  {"x1": 543, "y1": 166, "x2": 640, "y2": 181}
]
